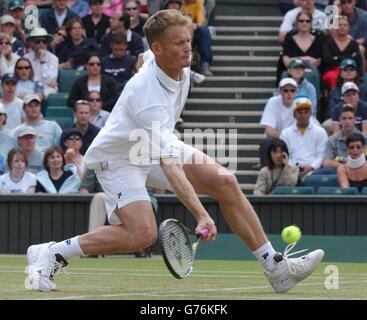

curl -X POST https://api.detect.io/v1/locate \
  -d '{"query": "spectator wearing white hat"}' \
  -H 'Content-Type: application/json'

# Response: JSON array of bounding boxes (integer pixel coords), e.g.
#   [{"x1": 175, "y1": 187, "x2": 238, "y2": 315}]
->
[
  {"x1": 331, "y1": 81, "x2": 367, "y2": 135},
  {"x1": 259, "y1": 78, "x2": 298, "y2": 167},
  {"x1": 24, "y1": 27, "x2": 59, "y2": 97},
  {"x1": 0, "y1": 73, "x2": 24, "y2": 131},
  {"x1": 0, "y1": 102, "x2": 17, "y2": 161},
  {"x1": 12, "y1": 94, "x2": 62, "y2": 152},
  {"x1": 280, "y1": 96, "x2": 328, "y2": 176},
  {"x1": 0, "y1": 14, "x2": 24, "y2": 56},
  {"x1": 17, "y1": 126, "x2": 44, "y2": 174}
]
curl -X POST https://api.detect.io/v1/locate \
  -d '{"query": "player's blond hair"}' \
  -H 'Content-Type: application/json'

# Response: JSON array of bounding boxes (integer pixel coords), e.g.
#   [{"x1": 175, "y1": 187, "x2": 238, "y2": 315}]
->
[{"x1": 143, "y1": 9, "x2": 191, "y2": 47}]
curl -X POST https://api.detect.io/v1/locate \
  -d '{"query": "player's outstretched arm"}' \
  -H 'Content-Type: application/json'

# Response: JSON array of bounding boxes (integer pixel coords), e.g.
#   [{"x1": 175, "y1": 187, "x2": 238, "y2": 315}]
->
[{"x1": 160, "y1": 157, "x2": 216, "y2": 240}]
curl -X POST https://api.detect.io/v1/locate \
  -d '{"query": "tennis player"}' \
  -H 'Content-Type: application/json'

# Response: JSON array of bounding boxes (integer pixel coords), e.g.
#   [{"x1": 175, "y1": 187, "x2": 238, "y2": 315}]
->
[{"x1": 26, "y1": 9, "x2": 324, "y2": 293}]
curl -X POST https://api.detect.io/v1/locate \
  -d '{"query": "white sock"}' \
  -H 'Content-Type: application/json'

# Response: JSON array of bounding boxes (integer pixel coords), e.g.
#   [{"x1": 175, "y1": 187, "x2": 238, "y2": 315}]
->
[
  {"x1": 51, "y1": 236, "x2": 85, "y2": 260},
  {"x1": 253, "y1": 241, "x2": 277, "y2": 272}
]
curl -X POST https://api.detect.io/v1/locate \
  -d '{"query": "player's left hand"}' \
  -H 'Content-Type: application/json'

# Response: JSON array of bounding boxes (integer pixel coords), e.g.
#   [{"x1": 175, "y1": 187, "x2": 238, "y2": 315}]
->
[{"x1": 195, "y1": 217, "x2": 217, "y2": 241}]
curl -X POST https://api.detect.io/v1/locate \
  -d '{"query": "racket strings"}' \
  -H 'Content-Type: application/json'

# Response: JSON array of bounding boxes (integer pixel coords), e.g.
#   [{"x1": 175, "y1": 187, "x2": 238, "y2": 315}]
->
[{"x1": 161, "y1": 223, "x2": 193, "y2": 277}]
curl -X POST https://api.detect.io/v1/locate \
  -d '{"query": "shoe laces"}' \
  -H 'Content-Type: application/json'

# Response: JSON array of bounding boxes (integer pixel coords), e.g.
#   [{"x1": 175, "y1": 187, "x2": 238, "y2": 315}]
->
[
  {"x1": 282, "y1": 242, "x2": 308, "y2": 275},
  {"x1": 50, "y1": 261, "x2": 70, "y2": 280}
]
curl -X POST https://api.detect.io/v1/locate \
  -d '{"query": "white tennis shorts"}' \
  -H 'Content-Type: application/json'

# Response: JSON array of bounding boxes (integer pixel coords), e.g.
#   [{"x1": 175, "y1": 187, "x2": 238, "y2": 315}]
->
[{"x1": 95, "y1": 141, "x2": 198, "y2": 225}]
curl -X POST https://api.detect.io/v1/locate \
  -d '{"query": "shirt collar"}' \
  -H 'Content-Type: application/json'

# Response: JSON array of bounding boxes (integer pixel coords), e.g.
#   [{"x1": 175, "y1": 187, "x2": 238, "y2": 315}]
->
[{"x1": 153, "y1": 59, "x2": 186, "y2": 93}]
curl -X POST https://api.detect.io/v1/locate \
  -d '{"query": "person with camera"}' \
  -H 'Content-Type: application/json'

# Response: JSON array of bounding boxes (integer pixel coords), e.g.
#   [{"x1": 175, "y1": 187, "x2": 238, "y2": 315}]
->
[{"x1": 254, "y1": 138, "x2": 299, "y2": 195}]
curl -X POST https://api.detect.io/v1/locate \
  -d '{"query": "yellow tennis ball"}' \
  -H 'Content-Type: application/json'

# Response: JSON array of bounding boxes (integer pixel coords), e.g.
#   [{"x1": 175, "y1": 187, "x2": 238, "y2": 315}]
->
[{"x1": 281, "y1": 225, "x2": 302, "y2": 244}]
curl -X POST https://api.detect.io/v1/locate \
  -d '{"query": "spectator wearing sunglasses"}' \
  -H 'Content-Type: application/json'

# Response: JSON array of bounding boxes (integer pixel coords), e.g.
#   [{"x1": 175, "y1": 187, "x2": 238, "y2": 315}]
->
[
  {"x1": 0, "y1": 32, "x2": 20, "y2": 78},
  {"x1": 259, "y1": 78, "x2": 298, "y2": 167},
  {"x1": 337, "y1": 132, "x2": 367, "y2": 191},
  {"x1": 87, "y1": 91, "x2": 110, "y2": 129},
  {"x1": 49, "y1": 27, "x2": 68, "y2": 54},
  {"x1": 124, "y1": 0, "x2": 147, "y2": 38},
  {"x1": 67, "y1": 53, "x2": 119, "y2": 112},
  {"x1": 0, "y1": 14, "x2": 25, "y2": 57},
  {"x1": 24, "y1": 27, "x2": 59, "y2": 97},
  {"x1": 60, "y1": 127, "x2": 85, "y2": 179}
]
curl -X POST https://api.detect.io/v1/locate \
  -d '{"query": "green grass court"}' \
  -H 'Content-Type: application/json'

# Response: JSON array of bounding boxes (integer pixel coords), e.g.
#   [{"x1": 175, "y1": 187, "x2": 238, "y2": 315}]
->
[{"x1": 0, "y1": 255, "x2": 366, "y2": 300}]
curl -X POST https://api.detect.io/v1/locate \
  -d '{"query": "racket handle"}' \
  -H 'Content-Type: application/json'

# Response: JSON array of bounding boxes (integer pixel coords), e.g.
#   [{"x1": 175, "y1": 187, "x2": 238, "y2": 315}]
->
[{"x1": 198, "y1": 228, "x2": 210, "y2": 238}]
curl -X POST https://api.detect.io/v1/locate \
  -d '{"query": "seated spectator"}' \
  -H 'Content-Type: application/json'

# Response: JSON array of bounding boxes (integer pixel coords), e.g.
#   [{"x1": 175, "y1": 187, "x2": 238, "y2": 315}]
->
[
  {"x1": 319, "y1": 104, "x2": 359, "y2": 174},
  {"x1": 8, "y1": 0, "x2": 27, "y2": 43},
  {"x1": 282, "y1": 58, "x2": 318, "y2": 117},
  {"x1": 49, "y1": 26, "x2": 67, "y2": 54},
  {"x1": 322, "y1": 15, "x2": 363, "y2": 90},
  {"x1": 124, "y1": 0, "x2": 147, "y2": 38},
  {"x1": 164, "y1": 0, "x2": 184, "y2": 10},
  {"x1": 60, "y1": 127, "x2": 85, "y2": 179},
  {"x1": 67, "y1": 53, "x2": 119, "y2": 112},
  {"x1": 24, "y1": 27, "x2": 59, "y2": 97},
  {"x1": 280, "y1": 11, "x2": 324, "y2": 76},
  {"x1": 56, "y1": 18, "x2": 98, "y2": 70},
  {"x1": 280, "y1": 96, "x2": 328, "y2": 176},
  {"x1": 17, "y1": 126, "x2": 44, "y2": 174},
  {"x1": 254, "y1": 138, "x2": 299, "y2": 195},
  {"x1": 101, "y1": 0, "x2": 123, "y2": 16},
  {"x1": 0, "y1": 73, "x2": 24, "y2": 131},
  {"x1": 0, "y1": 102, "x2": 17, "y2": 160},
  {"x1": 331, "y1": 82, "x2": 367, "y2": 134},
  {"x1": 35, "y1": 146, "x2": 81, "y2": 193},
  {"x1": 337, "y1": 132, "x2": 367, "y2": 191},
  {"x1": 12, "y1": 94, "x2": 62, "y2": 152},
  {"x1": 99, "y1": 12, "x2": 145, "y2": 58},
  {"x1": 278, "y1": 0, "x2": 327, "y2": 43},
  {"x1": 87, "y1": 91, "x2": 110, "y2": 128},
  {"x1": 67, "y1": 0, "x2": 89, "y2": 18},
  {"x1": 82, "y1": 0, "x2": 110, "y2": 43},
  {"x1": 328, "y1": 58, "x2": 367, "y2": 117},
  {"x1": 182, "y1": 0, "x2": 213, "y2": 76},
  {"x1": 0, "y1": 14, "x2": 24, "y2": 56},
  {"x1": 0, "y1": 32, "x2": 20, "y2": 77},
  {"x1": 337, "y1": 0, "x2": 367, "y2": 59},
  {"x1": 0, "y1": 147, "x2": 36, "y2": 193},
  {"x1": 259, "y1": 78, "x2": 298, "y2": 167},
  {"x1": 39, "y1": 0, "x2": 79, "y2": 35},
  {"x1": 102, "y1": 32, "x2": 136, "y2": 93},
  {"x1": 14, "y1": 57, "x2": 44, "y2": 101},
  {"x1": 63, "y1": 100, "x2": 100, "y2": 155}
]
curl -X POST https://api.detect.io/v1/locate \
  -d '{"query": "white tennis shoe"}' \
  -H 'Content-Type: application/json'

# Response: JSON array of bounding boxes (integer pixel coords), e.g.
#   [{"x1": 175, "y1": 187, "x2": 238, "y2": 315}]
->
[
  {"x1": 264, "y1": 243, "x2": 325, "y2": 293},
  {"x1": 26, "y1": 242, "x2": 68, "y2": 292}
]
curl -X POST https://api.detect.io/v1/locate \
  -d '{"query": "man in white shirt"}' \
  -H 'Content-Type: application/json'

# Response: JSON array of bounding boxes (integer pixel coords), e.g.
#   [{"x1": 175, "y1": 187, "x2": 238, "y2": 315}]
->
[
  {"x1": 280, "y1": 96, "x2": 328, "y2": 176},
  {"x1": 25, "y1": 10, "x2": 324, "y2": 293},
  {"x1": 24, "y1": 27, "x2": 59, "y2": 97},
  {"x1": 259, "y1": 77, "x2": 297, "y2": 166},
  {"x1": 278, "y1": 0, "x2": 327, "y2": 43}
]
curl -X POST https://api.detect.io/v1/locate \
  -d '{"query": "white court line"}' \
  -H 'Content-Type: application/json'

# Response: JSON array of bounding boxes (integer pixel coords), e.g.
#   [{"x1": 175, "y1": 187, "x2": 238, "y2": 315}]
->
[{"x1": 31, "y1": 279, "x2": 367, "y2": 300}]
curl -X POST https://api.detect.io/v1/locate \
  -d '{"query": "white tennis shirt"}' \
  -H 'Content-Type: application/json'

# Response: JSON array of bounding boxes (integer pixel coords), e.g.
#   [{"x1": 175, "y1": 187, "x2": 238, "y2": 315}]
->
[{"x1": 84, "y1": 51, "x2": 190, "y2": 168}]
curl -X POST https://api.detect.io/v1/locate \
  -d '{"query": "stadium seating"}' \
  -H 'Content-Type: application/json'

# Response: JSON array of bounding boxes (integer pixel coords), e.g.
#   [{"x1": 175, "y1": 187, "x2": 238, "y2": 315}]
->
[
  {"x1": 272, "y1": 186, "x2": 315, "y2": 195},
  {"x1": 46, "y1": 93, "x2": 69, "y2": 108},
  {"x1": 317, "y1": 187, "x2": 359, "y2": 195},
  {"x1": 299, "y1": 175, "x2": 339, "y2": 191},
  {"x1": 58, "y1": 69, "x2": 88, "y2": 93},
  {"x1": 46, "y1": 106, "x2": 73, "y2": 118},
  {"x1": 359, "y1": 187, "x2": 367, "y2": 195}
]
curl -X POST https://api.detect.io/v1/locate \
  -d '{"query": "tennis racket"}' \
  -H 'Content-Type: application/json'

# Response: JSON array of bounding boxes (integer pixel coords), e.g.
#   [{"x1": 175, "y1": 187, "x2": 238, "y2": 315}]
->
[{"x1": 159, "y1": 218, "x2": 210, "y2": 279}]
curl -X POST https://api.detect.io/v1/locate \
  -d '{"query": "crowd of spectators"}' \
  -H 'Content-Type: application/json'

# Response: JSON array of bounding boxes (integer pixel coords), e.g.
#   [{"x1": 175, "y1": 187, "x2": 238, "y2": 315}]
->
[{"x1": 256, "y1": 0, "x2": 367, "y2": 194}]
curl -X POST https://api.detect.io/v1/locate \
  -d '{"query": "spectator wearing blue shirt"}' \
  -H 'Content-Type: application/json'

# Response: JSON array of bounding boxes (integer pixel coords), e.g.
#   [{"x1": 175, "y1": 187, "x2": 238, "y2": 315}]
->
[
  {"x1": 40, "y1": 0, "x2": 79, "y2": 35},
  {"x1": 0, "y1": 14, "x2": 24, "y2": 56},
  {"x1": 67, "y1": 0, "x2": 89, "y2": 18},
  {"x1": 102, "y1": 32, "x2": 136, "y2": 93}
]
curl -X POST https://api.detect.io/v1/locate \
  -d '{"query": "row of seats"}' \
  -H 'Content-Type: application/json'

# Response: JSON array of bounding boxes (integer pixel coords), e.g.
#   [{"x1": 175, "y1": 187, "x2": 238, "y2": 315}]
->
[
  {"x1": 272, "y1": 186, "x2": 364, "y2": 195},
  {"x1": 43, "y1": 70, "x2": 88, "y2": 128}
]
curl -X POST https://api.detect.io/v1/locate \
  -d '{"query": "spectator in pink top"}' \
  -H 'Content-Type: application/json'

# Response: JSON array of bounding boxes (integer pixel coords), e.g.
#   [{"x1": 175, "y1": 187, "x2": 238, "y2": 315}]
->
[{"x1": 102, "y1": 0, "x2": 123, "y2": 16}]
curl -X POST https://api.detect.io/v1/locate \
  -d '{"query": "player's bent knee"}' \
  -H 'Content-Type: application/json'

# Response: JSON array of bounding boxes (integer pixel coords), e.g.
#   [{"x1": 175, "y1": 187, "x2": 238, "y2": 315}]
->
[
  {"x1": 136, "y1": 227, "x2": 157, "y2": 250},
  {"x1": 212, "y1": 173, "x2": 239, "y2": 197}
]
